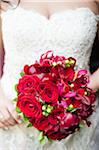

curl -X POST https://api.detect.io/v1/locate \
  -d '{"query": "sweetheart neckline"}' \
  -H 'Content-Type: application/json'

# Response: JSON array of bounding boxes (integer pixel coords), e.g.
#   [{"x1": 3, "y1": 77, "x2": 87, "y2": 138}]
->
[{"x1": 4, "y1": 6, "x2": 99, "y2": 22}]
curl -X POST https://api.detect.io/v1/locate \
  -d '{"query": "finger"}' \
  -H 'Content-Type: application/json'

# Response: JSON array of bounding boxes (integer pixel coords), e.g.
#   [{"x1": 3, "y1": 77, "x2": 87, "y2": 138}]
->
[
  {"x1": 5, "y1": 108, "x2": 17, "y2": 126},
  {"x1": 0, "y1": 108, "x2": 11, "y2": 126},
  {"x1": 0, "y1": 122, "x2": 5, "y2": 128},
  {"x1": 7, "y1": 117, "x2": 17, "y2": 126},
  {"x1": 7, "y1": 103, "x2": 23, "y2": 124},
  {"x1": 0, "y1": 106, "x2": 16, "y2": 126},
  {"x1": 0, "y1": 122, "x2": 9, "y2": 130}
]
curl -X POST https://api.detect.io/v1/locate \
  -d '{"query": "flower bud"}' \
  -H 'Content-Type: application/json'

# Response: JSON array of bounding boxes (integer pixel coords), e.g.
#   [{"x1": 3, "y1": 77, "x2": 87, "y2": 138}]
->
[
  {"x1": 69, "y1": 59, "x2": 75, "y2": 65},
  {"x1": 42, "y1": 105, "x2": 47, "y2": 110},
  {"x1": 68, "y1": 104, "x2": 74, "y2": 109},
  {"x1": 84, "y1": 91, "x2": 88, "y2": 96},
  {"x1": 57, "y1": 61, "x2": 62, "y2": 65},
  {"x1": 52, "y1": 62, "x2": 57, "y2": 67},
  {"x1": 70, "y1": 83, "x2": 74, "y2": 88},
  {"x1": 65, "y1": 59, "x2": 69, "y2": 64},
  {"x1": 46, "y1": 107, "x2": 52, "y2": 113},
  {"x1": 42, "y1": 111, "x2": 49, "y2": 116}
]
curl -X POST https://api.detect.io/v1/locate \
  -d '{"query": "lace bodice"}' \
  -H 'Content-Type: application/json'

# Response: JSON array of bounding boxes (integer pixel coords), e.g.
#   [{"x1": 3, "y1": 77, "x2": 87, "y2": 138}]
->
[
  {"x1": 2, "y1": 7, "x2": 97, "y2": 96},
  {"x1": 0, "y1": 6, "x2": 99, "y2": 150},
  {"x1": 1, "y1": 7, "x2": 99, "y2": 99}
]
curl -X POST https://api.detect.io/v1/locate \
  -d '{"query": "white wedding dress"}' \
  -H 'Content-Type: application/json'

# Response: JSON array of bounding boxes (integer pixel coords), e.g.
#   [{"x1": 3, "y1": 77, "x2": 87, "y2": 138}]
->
[{"x1": 0, "y1": 6, "x2": 99, "y2": 150}]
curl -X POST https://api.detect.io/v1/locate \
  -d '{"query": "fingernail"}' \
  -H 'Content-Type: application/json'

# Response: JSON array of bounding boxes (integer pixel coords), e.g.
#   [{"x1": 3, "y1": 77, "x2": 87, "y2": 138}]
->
[
  {"x1": 18, "y1": 119, "x2": 23, "y2": 124},
  {"x1": 4, "y1": 127, "x2": 9, "y2": 130}
]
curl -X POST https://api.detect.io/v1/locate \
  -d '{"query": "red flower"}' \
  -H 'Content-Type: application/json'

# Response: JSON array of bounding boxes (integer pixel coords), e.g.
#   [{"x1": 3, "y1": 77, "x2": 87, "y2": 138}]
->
[
  {"x1": 17, "y1": 94, "x2": 42, "y2": 118},
  {"x1": 58, "y1": 82, "x2": 70, "y2": 96},
  {"x1": 44, "y1": 106, "x2": 65, "y2": 136},
  {"x1": 46, "y1": 129, "x2": 67, "y2": 140},
  {"x1": 45, "y1": 108, "x2": 79, "y2": 140},
  {"x1": 58, "y1": 67, "x2": 75, "y2": 82},
  {"x1": 74, "y1": 70, "x2": 89, "y2": 88},
  {"x1": 46, "y1": 115, "x2": 79, "y2": 140},
  {"x1": 30, "y1": 106, "x2": 64, "y2": 133},
  {"x1": 38, "y1": 81, "x2": 59, "y2": 105},
  {"x1": 17, "y1": 75, "x2": 40, "y2": 93},
  {"x1": 24, "y1": 63, "x2": 52, "y2": 75},
  {"x1": 61, "y1": 113, "x2": 79, "y2": 128},
  {"x1": 40, "y1": 50, "x2": 53, "y2": 65},
  {"x1": 15, "y1": 51, "x2": 96, "y2": 141},
  {"x1": 24, "y1": 65, "x2": 36, "y2": 75},
  {"x1": 30, "y1": 116, "x2": 50, "y2": 131}
]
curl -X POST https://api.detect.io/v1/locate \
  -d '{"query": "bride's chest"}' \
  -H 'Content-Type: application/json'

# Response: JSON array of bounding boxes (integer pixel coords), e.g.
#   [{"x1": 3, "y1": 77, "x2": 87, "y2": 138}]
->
[{"x1": 1, "y1": 7, "x2": 98, "y2": 53}]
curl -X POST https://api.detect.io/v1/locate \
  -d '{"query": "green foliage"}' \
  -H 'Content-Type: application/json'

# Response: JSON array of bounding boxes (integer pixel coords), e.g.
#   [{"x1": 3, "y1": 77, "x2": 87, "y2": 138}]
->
[
  {"x1": 23, "y1": 114, "x2": 29, "y2": 122},
  {"x1": 38, "y1": 132, "x2": 46, "y2": 145},
  {"x1": 15, "y1": 107, "x2": 21, "y2": 113},
  {"x1": 27, "y1": 123, "x2": 33, "y2": 128},
  {"x1": 20, "y1": 72, "x2": 25, "y2": 77},
  {"x1": 79, "y1": 123, "x2": 84, "y2": 128},
  {"x1": 14, "y1": 84, "x2": 18, "y2": 92}
]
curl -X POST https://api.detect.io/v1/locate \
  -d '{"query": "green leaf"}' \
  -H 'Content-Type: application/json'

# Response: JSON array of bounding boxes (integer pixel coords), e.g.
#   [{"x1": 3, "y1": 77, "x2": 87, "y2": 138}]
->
[
  {"x1": 40, "y1": 138, "x2": 46, "y2": 145},
  {"x1": 12, "y1": 98, "x2": 17, "y2": 105},
  {"x1": 20, "y1": 72, "x2": 25, "y2": 77},
  {"x1": 15, "y1": 107, "x2": 21, "y2": 113},
  {"x1": 14, "y1": 84, "x2": 18, "y2": 92},
  {"x1": 71, "y1": 108, "x2": 77, "y2": 113},
  {"x1": 27, "y1": 123, "x2": 33, "y2": 128},
  {"x1": 79, "y1": 123, "x2": 84, "y2": 128},
  {"x1": 65, "y1": 64, "x2": 70, "y2": 68},
  {"x1": 38, "y1": 132, "x2": 43, "y2": 141},
  {"x1": 12, "y1": 98, "x2": 17, "y2": 102},
  {"x1": 14, "y1": 84, "x2": 18, "y2": 96},
  {"x1": 23, "y1": 114, "x2": 29, "y2": 122},
  {"x1": 48, "y1": 138, "x2": 53, "y2": 143},
  {"x1": 66, "y1": 104, "x2": 74, "y2": 111}
]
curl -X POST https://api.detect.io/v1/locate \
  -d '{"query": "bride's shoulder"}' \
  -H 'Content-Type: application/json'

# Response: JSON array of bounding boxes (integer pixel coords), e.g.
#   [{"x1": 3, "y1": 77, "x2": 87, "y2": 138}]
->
[
  {"x1": 95, "y1": 0, "x2": 99, "y2": 3},
  {"x1": 94, "y1": 0, "x2": 99, "y2": 15},
  {"x1": 89, "y1": 0, "x2": 99, "y2": 15}
]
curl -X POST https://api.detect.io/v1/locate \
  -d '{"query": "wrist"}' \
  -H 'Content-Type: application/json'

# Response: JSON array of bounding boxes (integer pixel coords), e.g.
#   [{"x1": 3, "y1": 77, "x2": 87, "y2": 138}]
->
[{"x1": 88, "y1": 76, "x2": 99, "y2": 91}]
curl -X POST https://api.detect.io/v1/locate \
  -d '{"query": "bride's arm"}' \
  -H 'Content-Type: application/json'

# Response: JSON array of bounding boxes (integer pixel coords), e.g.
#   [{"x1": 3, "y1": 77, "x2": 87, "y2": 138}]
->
[
  {"x1": 0, "y1": 16, "x2": 22, "y2": 129},
  {"x1": 88, "y1": 68, "x2": 99, "y2": 90},
  {"x1": 88, "y1": 1, "x2": 99, "y2": 90}
]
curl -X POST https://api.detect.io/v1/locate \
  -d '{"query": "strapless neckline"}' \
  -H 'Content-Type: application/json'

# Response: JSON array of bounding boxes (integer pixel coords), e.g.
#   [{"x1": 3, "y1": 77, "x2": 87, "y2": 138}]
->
[{"x1": 2, "y1": 6, "x2": 99, "y2": 22}]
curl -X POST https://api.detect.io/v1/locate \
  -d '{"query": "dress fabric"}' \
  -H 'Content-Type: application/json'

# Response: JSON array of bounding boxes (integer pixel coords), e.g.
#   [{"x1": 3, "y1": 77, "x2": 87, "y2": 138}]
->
[{"x1": 0, "y1": 7, "x2": 99, "y2": 150}]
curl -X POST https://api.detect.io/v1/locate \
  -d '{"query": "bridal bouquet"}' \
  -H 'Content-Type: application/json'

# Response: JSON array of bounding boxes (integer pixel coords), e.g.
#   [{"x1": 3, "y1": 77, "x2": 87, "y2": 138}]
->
[{"x1": 14, "y1": 50, "x2": 96, "y2": 143}]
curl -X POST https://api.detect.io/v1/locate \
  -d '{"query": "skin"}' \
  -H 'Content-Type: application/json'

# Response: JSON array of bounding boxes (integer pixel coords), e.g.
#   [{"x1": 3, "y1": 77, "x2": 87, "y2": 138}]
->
[{"x1": 0, "y1": 0, "x2": 99, "y2": 129}]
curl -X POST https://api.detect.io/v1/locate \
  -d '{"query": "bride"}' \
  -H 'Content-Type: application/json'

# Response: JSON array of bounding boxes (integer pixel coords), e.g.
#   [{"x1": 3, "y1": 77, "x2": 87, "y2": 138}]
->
[{"x1": 0, "y1": 0, "x2": 99, "y2": 150}]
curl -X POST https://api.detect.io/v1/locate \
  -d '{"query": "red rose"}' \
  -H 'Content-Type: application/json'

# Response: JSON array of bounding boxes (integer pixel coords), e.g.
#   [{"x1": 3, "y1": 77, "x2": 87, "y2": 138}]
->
[
  {"x1": 17, "y1": 75, "x2": 40, "y2": 93},
  {"x1": 38, "y1": 81, "x2": 59, "y2": 105},
  {"x1": 30, "y1": 116, "x2": 50, "y2": 131},
  {"x1": 17, "y1": 94, "x2": 42, "y2": 118}
]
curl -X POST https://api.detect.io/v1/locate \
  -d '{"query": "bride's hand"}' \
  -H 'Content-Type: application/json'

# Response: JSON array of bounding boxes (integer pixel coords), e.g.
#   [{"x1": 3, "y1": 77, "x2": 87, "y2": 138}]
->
[
  {"x1": 88, "y1": 70, "x2": 99, "y2": 91},
  {"x1": 0, "y1": 90, "x2": 22, "y2": 130}
]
